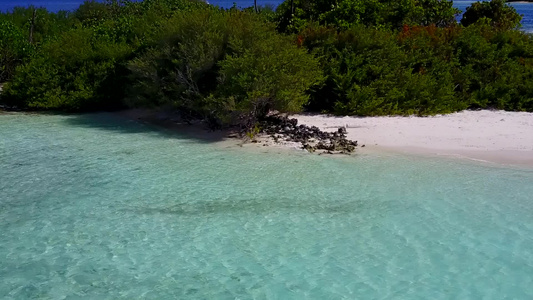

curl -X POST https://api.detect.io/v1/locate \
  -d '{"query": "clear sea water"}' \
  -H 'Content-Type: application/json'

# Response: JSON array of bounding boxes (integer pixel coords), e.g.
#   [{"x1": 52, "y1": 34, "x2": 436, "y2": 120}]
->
[
  {"x1": 1, "y1": 1, "x2": 533, "y2": 32},
  {"x1": 1, "y1": 112, "x2": 533, "y2": 298}
]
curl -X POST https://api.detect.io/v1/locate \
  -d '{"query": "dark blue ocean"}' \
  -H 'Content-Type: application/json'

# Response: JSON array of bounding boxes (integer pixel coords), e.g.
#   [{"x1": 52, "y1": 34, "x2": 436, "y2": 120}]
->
[{"x1": 1, "y1": 0, "x2": 533, "y2": 31}]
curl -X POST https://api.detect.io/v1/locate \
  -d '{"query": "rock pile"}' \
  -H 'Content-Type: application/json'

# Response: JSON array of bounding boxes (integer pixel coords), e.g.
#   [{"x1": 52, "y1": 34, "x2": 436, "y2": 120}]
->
[{"x1": 258, "y1": 115, "x2": 359, "y2": 154}]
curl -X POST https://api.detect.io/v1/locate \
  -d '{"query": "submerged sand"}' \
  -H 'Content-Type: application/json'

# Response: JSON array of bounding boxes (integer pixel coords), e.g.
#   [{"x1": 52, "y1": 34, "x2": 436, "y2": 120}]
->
[{"x1": 293, "y1": 110, "x2": 533, "y2": 166}]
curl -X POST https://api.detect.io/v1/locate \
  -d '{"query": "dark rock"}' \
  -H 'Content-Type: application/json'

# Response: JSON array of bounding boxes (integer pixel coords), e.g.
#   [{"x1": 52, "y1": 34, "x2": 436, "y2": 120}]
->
[
  {"x1": 303, "y1": 144, "x2": 315, "y2": 152},
  {"x1": 338, "y1": 127, "x2": 347, "y2": 135},
  {"x1": 289, "y1": 118, "x2": 298, "y2": 127},
  {"x1": 256, "y1": 115, "x2": 358, "y2": 155}
]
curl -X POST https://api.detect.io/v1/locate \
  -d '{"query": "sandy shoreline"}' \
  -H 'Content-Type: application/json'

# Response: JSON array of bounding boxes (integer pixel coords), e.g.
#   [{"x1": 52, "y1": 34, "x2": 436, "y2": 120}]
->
[
  {"x1": 117, "y1": 108, "x2": 533, "y2": 166},
  {"x1": 293, "y1": 110, "x2": 533, "y2": 167},
  {"x1": 0, "y1": 109, "x2": 533, "y2": 169},
  {"x1": 2, "y1": 108, "x2": 531, "y2": 166}
]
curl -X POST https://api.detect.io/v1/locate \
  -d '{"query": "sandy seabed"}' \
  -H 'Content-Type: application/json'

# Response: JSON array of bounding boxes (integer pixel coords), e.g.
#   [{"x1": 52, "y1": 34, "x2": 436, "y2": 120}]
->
[{"x1": 293, "y1": 110, "x2": 533, "y2": 167}]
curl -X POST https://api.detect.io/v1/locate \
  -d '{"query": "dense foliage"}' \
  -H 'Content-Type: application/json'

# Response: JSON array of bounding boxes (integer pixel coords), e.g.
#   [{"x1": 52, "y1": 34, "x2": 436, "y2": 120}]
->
[
  {"x1": 276, "y1": 0, "x2": 460, "y2": 32},
  {"x1": 127, "y1": 9, "x2": 322, "y2": 124},
  {"x1": 0, "y1": 0, "x2": 532, "y2": 121},
  {"x1": 281, "y1": 0, "x2": 532, "y2": 114},
  {"x1": 0, "y1": 0, "x2": 322, "y2": 124},
  {"x1": 302, "y1": 21, "x2": 533, "y2": 115},
  {"x1": 461, "y1": 0, "x2": 522, "y2": 30},
  {"x1": 0, "y1": 20, "x2": 31, "y2": 82},
  {"x1": 3, "y1": 27, "x2": 133, "y2": 110}
]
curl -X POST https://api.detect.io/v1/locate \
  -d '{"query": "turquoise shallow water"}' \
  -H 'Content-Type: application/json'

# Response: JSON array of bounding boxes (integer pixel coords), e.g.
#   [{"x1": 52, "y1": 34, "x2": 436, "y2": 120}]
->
[{"x1": 1, "y1": 113, "x2": 533, "y2": 299}]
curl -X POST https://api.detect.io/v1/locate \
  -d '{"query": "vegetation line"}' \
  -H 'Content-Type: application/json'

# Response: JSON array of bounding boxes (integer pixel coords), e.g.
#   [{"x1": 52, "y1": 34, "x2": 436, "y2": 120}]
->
[{"x1": 0, "y1": 0, "x2": 531, "y2": 133}]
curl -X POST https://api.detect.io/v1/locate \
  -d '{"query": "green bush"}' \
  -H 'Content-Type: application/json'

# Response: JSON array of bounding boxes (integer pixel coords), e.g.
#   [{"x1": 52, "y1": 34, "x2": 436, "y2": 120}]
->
[
  {"x1": 217, "y1": 34, "x2": 323, "y2": 114},
  {"x1": 2, "y1": 28, "x2": 133, "y2": 110},
  {"x1": 0, "y1": 7, "x2": 76, "y2": 45},
  {"x1": 276, "y1": 0, "x2": 459, "y2": 32},
  {"x1": 301, "y1": 25, "x2": 458, "y2": 115},
  {"x1": 300, "y1": 21, "x2": 533, "y2": 115},
  {"x1": 74, "y1": 0, "x2": 210, "y2": 44},
  {"x1": 127, "y1": 9, "x2": 228, "y2": 111},
  {"x1": 461, "y1": 0, "x2": 522, "y2": 30},
  {"x1": 1, "y1": 0, "x2": 210, "y2": 110},
  {"x1": 127, "y1": 9, "x2": 322, "y2": 124},
  {"x1": 0, "y1": 20, "x2": 32, "y2": 82},
  {"x1": 2, "y1": 0, "x2": 533, "y2": 116},
  {"x1": 455, "y1": 22, "x2": 533, "y2": 110}
]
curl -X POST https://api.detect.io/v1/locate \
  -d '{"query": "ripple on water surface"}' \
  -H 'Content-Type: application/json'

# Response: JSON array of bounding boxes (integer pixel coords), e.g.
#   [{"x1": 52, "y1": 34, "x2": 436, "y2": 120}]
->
[{"x1": 1, "y1": 113, "x2": 533, "y2": 299}]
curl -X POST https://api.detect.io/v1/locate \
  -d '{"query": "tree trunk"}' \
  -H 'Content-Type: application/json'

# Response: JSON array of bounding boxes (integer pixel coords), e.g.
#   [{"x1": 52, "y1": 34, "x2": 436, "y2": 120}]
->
[
  {"x1": 28, "y1": 9, "x2": 36, "y2": 44},
  {"x1": 254, "y1": 0, "x2": 258, "y2": 13},
  {"x1": 291, "y1": 0, "x2": 294, "y2": 15}
]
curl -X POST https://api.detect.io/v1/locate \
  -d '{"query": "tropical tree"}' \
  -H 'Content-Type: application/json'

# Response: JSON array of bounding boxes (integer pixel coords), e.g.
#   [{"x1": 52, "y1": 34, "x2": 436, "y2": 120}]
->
[
  {"x1": 461, "y1": 0, "x2": 522, "y2": 30},
  {"x1": 0, "y1": 20, "x2": 31, "y2": 82},
  {"x1": 276, "y1": 0, "x2": 459, "y2": 32}
]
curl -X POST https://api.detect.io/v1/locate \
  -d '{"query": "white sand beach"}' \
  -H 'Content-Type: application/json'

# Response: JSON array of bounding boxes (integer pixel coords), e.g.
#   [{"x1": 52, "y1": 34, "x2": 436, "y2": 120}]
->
[
  {"x1": 293, "y1": 110, "x2": 533, "y2": 166},
  {"x1": 118, "y1": 108, "x2": 533, "y2": 166}
]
